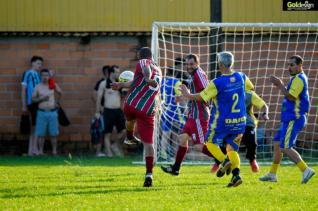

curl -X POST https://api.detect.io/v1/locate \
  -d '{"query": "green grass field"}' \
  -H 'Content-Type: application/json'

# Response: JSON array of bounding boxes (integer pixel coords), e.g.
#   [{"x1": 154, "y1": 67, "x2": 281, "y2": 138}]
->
[{"x1": 0, "y1": 156, "x2": 317, "y2": 210}]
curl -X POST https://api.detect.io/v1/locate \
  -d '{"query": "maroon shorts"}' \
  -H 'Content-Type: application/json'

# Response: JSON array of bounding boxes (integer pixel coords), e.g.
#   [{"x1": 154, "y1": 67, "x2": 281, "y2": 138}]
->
[
  {"x1": 182, "y1": 118, "x2": 208, "y2": 145},
  {"x1": 124, "y1": 104, "x2": 155, "y2": 144}
]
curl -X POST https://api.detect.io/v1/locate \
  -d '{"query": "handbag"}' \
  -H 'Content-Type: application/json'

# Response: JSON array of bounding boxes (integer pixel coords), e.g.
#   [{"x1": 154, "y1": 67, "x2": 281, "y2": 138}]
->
[{"x1": 58, "y1": 106, "x2": 70, "y2": 126}]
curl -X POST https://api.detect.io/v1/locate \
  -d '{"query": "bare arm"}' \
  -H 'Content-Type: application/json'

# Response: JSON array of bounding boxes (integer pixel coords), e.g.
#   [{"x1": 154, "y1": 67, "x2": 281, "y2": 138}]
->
[
  {"x1": 260, "y1": 104, "x2": 269, "y2": 120},
  {"x1": 179, "y1": 84, "x2": 204, "y2": 102},
  {"x1": 21, "y1": 85, "x2": 27, "y2": 112},
  {"x1": 142, "y1": 64, "x2": 157, "y2": 87},
  {"x1": 32, "y1": 86, "x2": 49, "y2": 103},
  {"x1": 55, "y1": 83, "x2": 62, "y2": 105},
  {"x1": 95, "y1": 81, "x2": 105, "y2": 116},
  {"x1": 270, "y1": 75, "x2": 296, "y2": 101}
]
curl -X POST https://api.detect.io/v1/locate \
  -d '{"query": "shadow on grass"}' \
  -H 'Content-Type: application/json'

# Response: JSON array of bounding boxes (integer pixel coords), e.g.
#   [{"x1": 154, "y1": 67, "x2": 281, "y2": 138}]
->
[{"x1": 0, "y1": 181, "x2": 216, "y2": 199}]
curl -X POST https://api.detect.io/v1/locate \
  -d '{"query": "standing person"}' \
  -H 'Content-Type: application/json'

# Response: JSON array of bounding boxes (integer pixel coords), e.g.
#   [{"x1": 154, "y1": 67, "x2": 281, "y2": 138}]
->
[
  {"x1": 260, "y1": 55, "x2": 315, "y2": 184},
  {"x1": 242, "y1": 90, "x2": 269, "y2": 172},
  {"x1": 21, "y1": 56, "x2": 43, "y2": 156},
  {"x1": 95, "y1": 65, "x2": 125, "y2": 157},
  {"x1": 111, "y1": 47, "x2": 162, "y2": 187},
  {"x1": 160, "y1": 66, "x2": 185, "y2": 160},
  {"x1": 92, "y1": 65, "x2": 110, "y2": 156},
  {"x1": 178, "y1": 51, "x2": 254, "y2": 187},
  {"x1": 161, "y1": 54, "x2": 216, "y2": 176},
  {"x1": 32, "y1": 69, "x2": 62, "y2": 155}
]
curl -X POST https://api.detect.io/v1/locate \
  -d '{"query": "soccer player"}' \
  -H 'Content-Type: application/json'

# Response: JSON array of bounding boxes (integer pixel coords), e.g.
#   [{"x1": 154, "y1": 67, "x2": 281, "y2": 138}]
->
[
  {"x1": 178, "y1": 51, "x2": 254, "y2": 187},
  {"x1": 211, "y1": 90, "x2": 269, "y2": 173},
  {"x1": 161, "y1": 54, "x2": 216, "y2": 176},
  {"x1": 160, "y1": 64, "x2": 186, "y2": 160},
  {"x1": 242, "y1": 90, "x2": 269, "y2": 172},
  {"x1": 259, "y1": 55, "x2": 315, "y2": 184},
  {"x1": 111, "y1": 47, "x2": 162, "y2": 187}
]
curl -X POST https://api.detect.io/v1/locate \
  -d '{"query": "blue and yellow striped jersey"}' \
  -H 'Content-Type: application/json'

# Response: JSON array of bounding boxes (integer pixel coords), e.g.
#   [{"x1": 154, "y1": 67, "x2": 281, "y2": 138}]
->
[
  {"x1": 281, "y1": 71, "x2": 310, "y2": 122},
  {"x1": 200, "y1": 71, "x2": 253, "y2": 133}
]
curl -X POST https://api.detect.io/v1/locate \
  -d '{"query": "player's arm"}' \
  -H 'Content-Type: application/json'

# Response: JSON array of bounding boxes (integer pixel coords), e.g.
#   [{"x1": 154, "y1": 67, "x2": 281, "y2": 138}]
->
[
  {"x1": 245, "y1": 75, "x2": 254, "y2": 91},
  {"x1": 270, "y1": 75, "x2": 297, "y2": 101},
  {"x1": 141, "y1": 64, "x2": 158, "y2": 87},
  {"x1": 251, "y1": 91, "x2": 269, "y2": 120},
  {"x1": 95, "y1": 80, "x2": 105, "y2": 118},
  {"x1": 179, "y1": 81, "x2": 217, "y2": 102}
]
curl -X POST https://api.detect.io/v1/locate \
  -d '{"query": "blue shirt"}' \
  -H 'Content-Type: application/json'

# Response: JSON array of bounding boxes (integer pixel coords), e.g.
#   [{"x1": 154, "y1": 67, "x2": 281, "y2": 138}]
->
[
  {"x1": 161, "y1": 77, "x2": 185, "y2": 123},
  {"x1": 21, "y1": 70, "x2": 41, "y2": 105},
  {"x1": 281, "y1": 71, "x2": 310, "y2": 122},
  {"x1": 200, "y1": 71, "x2": 253, "y2": 133}
]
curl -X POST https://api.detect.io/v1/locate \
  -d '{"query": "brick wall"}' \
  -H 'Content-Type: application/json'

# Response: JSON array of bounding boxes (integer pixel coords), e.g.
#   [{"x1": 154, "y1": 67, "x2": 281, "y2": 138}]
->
[{"x1": 0, "y1": 36, "x2": 149, "y2": 143}]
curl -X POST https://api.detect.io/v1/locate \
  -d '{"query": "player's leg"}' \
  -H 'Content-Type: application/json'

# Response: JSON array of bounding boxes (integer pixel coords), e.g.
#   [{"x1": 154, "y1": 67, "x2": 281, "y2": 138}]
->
[
  {"x1": 221, "y1": 134, "x2": 243, "y2": 187},
  {"x1": 161, "y1": 118, "x2": 194, "y2": 176},
  {"x1": 244, "y1": 126, "x2": 259, "y2": 172},
  {"x1": 259, "y1": 126, "x2": 283, "y2": 182},
  {"x1": 123, "y1": 105, "x2": 140, "y2": 145},
  {"x1": 281, "y1": 116, "x2": 315, "y2": 184},
  {"x1": 136, "y1": 113, "x2": 155, "y2": 187}
]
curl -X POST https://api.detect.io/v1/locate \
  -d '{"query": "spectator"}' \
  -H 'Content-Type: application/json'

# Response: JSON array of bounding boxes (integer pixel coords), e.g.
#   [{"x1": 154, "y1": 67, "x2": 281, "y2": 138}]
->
[
  {"x1": 95, "y1": 65, "x2": 125, "y2": 157},
  {"x1": 21, "y1": 56, "x2": 43, "y2": 156},
  {"x1": 32, "y1": 69, "x2": 62, "y2": 155}
]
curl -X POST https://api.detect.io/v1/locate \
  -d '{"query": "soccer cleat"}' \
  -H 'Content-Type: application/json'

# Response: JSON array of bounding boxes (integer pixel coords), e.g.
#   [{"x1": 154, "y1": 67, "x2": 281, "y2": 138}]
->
[
  {"x1": 143, "y1": 174, "x2": 153, "y2": 187},
  {"x1": 227, "y1": 175, "x2": 243, "y2": 187},
  {"x1": 210, "y1": 163, "x2": 219, "y2": 174},
  {"x1": 250, "y1": 160, "x2": 260, "y2": 173},
  {"x1": 259, "y1": 173, "x2": 277, "y2": 182},
  {"x1": 124, "y1": 136, "x2": 141, "y2": 145},
  {"x1": 216, "y1": 158, "x2": 231, "y2": 178},
  {"x1": 161, "y1": 164, "x2": 179, "y2": 176},
  {"x1": 301, "y1": 168, "x2": 315, "y2": 184}
]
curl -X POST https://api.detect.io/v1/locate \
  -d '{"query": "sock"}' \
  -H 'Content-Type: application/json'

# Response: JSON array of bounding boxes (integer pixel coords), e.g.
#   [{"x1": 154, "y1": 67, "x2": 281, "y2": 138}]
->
[
  {"x1": 201, "y1": 144, "x2": 214, "y2": 158},
  {"x1": 296, "y1": 160, "x2": 308, "y2": 172},
  {"x1": 269, "y1": 163, "x2": 280, "y2": 174},
  {"x1": 174, "y1": 145, "x2": 188, "y2": 170},
  {"x1": 232, "y1": 168, "x2": 240, "y2": 176},
  {"x1": 206, "y1": 142, "x2": 226, "y2": 163},
  {"x1": 145, "y1": 156, "x2": 154, "y2": 174},
  {"x1": 126, "y1": 121, "x2": 134, "y2": 139},
  {"x1": 227, "y1": 151, "x2": 240, "y2": 170}
]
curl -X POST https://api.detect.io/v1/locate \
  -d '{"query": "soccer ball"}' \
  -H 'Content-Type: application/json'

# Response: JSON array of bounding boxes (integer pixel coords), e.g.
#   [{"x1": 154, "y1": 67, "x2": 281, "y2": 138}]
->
[{"x1": 118, "y1": 70, "x2": 134, "y2": 83}]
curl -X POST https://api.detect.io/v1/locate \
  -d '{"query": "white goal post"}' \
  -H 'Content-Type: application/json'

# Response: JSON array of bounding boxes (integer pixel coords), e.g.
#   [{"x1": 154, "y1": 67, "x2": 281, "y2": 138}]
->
[{"x1": 151, "y1": 22, "x2": 318, "y2": 165}]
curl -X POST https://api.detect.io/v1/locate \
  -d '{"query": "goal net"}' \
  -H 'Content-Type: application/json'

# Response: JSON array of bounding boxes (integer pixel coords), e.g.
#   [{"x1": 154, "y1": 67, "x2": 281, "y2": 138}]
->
[{"x1": 151, "y1": 22, "x2": 318, "y2": 164}]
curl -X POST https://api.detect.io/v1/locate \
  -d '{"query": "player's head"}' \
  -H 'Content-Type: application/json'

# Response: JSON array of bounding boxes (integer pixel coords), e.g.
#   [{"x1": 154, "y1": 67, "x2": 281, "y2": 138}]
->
[
  {"x1": 217, "y1": 51, "x2": 234, "y2": 71},
  {"x1": 139, "y1": 47, "x2": 152, "y2": 60},
  {"x1": 40, "y1": 68, "x2": 50, "y2": 83},
  {"x1": 31, "y1": 56, "x2": 43, "y2": 71},
  {"x1": 185, "y1": 54, "x2": 199, "y2": 74},
  {"x1": 102, "y1": 65, "x2": 111, "y2": 77},
  {"x1": 175, "y1": 57, "x2": 185, "y2": 67},
  {"x1": 288, "y1": 55, "x2": 303, "y2": 76}
]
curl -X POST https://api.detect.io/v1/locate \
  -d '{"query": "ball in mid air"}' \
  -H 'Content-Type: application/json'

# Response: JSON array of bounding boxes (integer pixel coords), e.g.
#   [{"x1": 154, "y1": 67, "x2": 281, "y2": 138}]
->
[{"x1": 118, "y1": 70, "x2": 134, "y2": 83}]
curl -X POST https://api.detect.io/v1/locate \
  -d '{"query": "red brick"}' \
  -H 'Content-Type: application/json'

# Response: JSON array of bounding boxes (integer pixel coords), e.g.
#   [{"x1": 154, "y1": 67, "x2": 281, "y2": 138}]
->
[{"x1": 37, "y1": 44, "x2": 50, "y2": 49}]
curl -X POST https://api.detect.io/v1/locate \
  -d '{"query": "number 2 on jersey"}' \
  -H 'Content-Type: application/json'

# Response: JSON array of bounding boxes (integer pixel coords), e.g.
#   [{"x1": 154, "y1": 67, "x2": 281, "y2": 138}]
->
[{"x1": 231, "y1": 93, "x2": 240, "y2": 113}]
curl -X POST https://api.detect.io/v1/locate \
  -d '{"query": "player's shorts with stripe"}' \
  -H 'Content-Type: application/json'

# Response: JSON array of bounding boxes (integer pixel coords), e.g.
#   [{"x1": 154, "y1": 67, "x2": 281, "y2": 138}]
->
[
  {"x1": 206, "y1": 130, "x2": 243, "y2": 152},
  {"x1": 273, "y1": 115, "x2": 306, "y2": 149},
  {"x1": 182, "y1": 118, "x2": 208, "y2": 145},
  {"x1": 124, "y1": 103, "x2": 155, "y2": 144}
]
